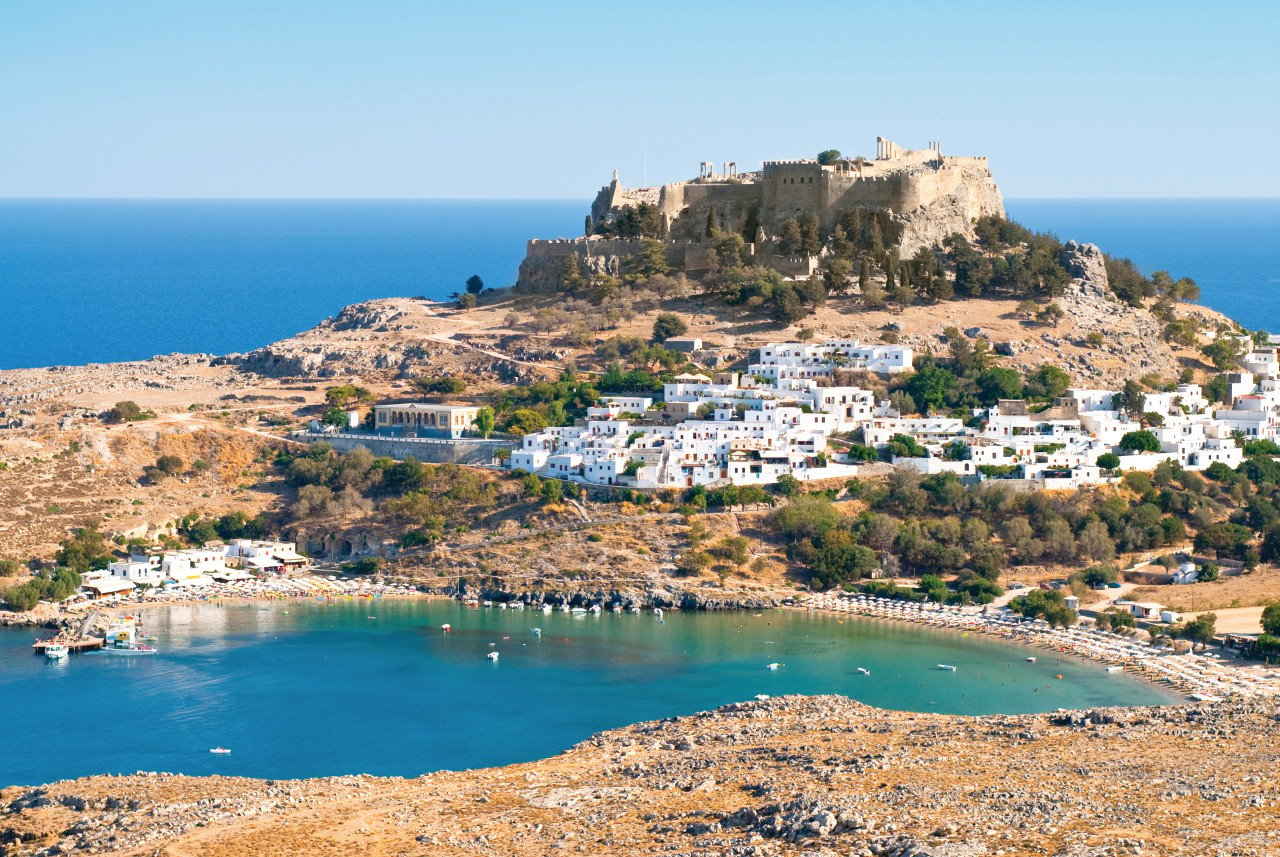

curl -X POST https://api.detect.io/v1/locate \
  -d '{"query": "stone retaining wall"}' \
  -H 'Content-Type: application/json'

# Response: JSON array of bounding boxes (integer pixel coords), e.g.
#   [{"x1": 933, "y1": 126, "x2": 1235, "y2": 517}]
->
[{"x1": 293, "y1": 432, "x2": 511, "y2": 464}]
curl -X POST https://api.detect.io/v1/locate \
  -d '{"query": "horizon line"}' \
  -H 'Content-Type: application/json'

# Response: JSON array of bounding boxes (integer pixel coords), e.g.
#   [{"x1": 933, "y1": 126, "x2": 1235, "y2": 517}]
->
[{"x1": 4, "y1": 195, "x2": 1280, "y2": 202}]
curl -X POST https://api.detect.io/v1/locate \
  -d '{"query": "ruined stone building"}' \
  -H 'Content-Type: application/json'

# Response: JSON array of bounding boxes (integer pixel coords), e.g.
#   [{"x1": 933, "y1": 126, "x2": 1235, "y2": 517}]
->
[{"x1": 517, "y1": 137, "x2": 1005, "y2": 291}]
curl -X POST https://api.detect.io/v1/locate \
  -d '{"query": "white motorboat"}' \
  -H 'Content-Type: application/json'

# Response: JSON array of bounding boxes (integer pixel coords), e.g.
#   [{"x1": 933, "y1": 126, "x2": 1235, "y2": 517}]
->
[
  {"x1": 209, "y1": 747, "x2": 231, "y2": 755},
  {"x1": 541, "y1": 604, "x2": 553, "y2": 613},
  {"x1": 486, "y1": 651, "x2": 500, "y2": 661},
  {"x1": 1105, "y1": 665, "x2": 1124, "y2": 673},
  {"x1": 589, "y1": 604, "x2": 601, "y2": 614},
  {"x1": 767, "y1": 662, "x2": 781, "y2": 670},
  {"x1": 559, "y1": 604, "x2": 571, "y2": 613},
  {"x1": 1026, "y1": 657, "x2": 1037, "y2": 663},
  {"x1": 754, "y1": 694, "x2": 771, "y2": 701},
  {"x1": 45, "y1": 644, "x2": 69, "y2": 661},
  {"x1": 855, "y1": 667, "x2": 870, "y2": 676},
  {"x1": 611, "y1": 605, "x2": 622, "y2": 614},
  {"x1": 936, "y1": 664, "x2": 957, "y2": 671},
  {"x1": 440, "y1": 623, "x2": 451, "y2": 632},
  {"x1": 531, "y1": 627, "x2": 542, "y2": 636},
  {"x1": 628, "y1": 606, "x2": 640, "y2": 614}
]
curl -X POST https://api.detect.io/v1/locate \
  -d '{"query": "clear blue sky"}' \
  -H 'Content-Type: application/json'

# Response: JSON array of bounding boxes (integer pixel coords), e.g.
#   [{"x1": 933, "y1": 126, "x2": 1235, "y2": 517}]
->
[{"x1": 4, "y1": 0, "x2": 1276, "y2": 198}]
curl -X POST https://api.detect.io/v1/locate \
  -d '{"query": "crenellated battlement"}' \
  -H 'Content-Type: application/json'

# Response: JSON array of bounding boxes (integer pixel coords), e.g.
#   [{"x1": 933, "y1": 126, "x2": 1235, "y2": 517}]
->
[{"x1": 521, "y1": 136, "x2": 1005, "y2": 290}]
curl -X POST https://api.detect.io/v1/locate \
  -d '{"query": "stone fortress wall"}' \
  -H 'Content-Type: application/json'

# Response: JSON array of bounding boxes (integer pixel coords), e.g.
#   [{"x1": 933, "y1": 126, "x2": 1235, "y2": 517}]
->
[{"x1": 518, "y1": 137, "x2": 1004, "y2": 290}]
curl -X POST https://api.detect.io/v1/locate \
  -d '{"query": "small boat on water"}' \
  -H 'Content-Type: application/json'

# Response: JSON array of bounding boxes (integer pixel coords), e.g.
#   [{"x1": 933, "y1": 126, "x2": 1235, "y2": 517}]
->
[
  {"x1": 209, "y1": 747, "x2": 231, "y2": 755},
  {"x1": 628, "y1": 606, "x2": 640, "y2": 614},
  {"x1": 767, "y1": 662, "x2": 781, "y2": 670},
  {"x1": 611, "y1": 605, "x2": 622, "y2": 614},
  {"x1": 855, "y1": 667, "x2": 870, "y2": 676},
  {"x1": 1105, "y1": 665, "x2": 1124, "y2": 673},
  {"x1": 1026, "y1": 657, "x2": 1037, "y2": 663},
  {"x1": 531, "y1": 627, "x2": 542, "y2": 637},
  {"x1": 486, "y1": 651, "x2": 500, "y2": 661},
  {"x1": 441, "y1": 624, "x2": 451, "y2": 632},
  {"x1": 754, "y1": 694, "x2": 771, "y2": 701},
  {"x1": 936, "y1": 664, "x2": 957, "y2": 672},
  {"x1": 510, "y1": 602, "x2": 525, "y2": 610},
  {"x1": 45, "y1": 644, "x2": 69, "y2": 661},
  {"x1": 541, "y1": 604, "x2": 553, "y2": 613},
  {"x1": 589, "y1": 604, "x2": 601, "y2": 614},
  {"x1": 559, "y1": 604, "x2": 571, "y2": 613},
  {"x1": 102, "y1": 616, "x2": 158, "y2": 655}
]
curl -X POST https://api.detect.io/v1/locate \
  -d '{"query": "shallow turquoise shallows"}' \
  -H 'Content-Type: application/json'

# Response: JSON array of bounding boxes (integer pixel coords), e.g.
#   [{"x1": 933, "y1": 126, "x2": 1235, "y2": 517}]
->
[{"x1": 0, "y1": 600, "x2": 1180, "y2": 786}]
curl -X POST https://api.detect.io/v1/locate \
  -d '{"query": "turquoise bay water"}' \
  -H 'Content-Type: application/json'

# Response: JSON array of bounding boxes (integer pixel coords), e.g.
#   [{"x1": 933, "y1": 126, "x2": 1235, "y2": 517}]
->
[
  {"x1": 0, "y1": 600, "x2": 1178, "y2": 786},
  {"x1": 0, "y1": 198, "x2": 1277, "y2": 369}
]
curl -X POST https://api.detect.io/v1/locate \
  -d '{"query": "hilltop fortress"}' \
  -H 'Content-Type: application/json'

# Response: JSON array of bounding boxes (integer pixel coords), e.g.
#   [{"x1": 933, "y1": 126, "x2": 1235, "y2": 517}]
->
[{"x1": 517, "y1": 137, "x2": 1005, "y2": 291}]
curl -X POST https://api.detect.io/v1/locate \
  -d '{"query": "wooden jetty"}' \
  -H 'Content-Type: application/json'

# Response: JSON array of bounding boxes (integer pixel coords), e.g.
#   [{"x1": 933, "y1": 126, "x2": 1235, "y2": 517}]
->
[{"x1": 31, "y1": 609, "x2": 104, "y2": 653}]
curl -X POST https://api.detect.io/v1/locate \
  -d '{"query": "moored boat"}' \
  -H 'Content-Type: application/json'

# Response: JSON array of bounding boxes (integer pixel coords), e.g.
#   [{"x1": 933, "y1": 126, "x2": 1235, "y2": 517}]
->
[{"x1": 45, "y1": 644, "x2": 69, "y2": 661}]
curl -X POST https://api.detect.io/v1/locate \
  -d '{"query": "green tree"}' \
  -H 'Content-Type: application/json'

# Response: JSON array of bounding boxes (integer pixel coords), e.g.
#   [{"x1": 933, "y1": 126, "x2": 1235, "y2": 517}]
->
[
  {"x1": 3, "y1": 583, "x2": 42, "y2": 612},
  {"x1": 1261, "y1": 603, "x2": 1280, "y2": 636},
  {"x1": 413, "y1": 376, "x2": 467, "y2": 396},
  {"x1": 473, "y1": 407, "x2": 495, "y2": 438},
  {"x1": 1201, "y1": 337, "x2": 1242, "y2": 371},
  {"x1": 904, "y1": 363, "x2": 958, "y2": 412},
  {"x1": 975, "y1": 367, "x2": 1022, "y2": 404},
  {"x1": 109, "y1": 401, "x2": 149, "y2": 423},
  {"x1": 1025, "y1": 365, "x2": 1071, "y2": 399},
  {"x1": 652, "y1": 312, "x2": 688, "y2": 342},
  {"x1": 816, "y1": 149, "x2": 842, "y2": 165},
  {"x1": 1118, "y1": 430, "x2": 1160, "y2": 453},
  {"x1": 56, "y1": 528, "x2": 113, "y2": 574},
  {"x1": 321, "y1": 406, "x2": 349, "y2": 428},
  {"x1": 457, "y1": 293, "x2": 477, "y2": 310},
  {"x1": 465, "y1": 274, "x2": 485, "y2": 295},
  {"x1": 155, "y1": 455, "x2": 184, "y2": 476},
  {"x1": 1096, "y1": 452, "x2": 1121, "y2": 471},
  {"x1": 799, "y1": 214, "x2": 822, "y2": 256},
  {"x1": 1178, "y1": 613, "x2": 1217, "y2": 648},
  {"x1": 778, "y1": 218, "x2": 803, "y2": 255},
  {"x1": 540, "y1": 478, "x2": 564, "y2": 504}
]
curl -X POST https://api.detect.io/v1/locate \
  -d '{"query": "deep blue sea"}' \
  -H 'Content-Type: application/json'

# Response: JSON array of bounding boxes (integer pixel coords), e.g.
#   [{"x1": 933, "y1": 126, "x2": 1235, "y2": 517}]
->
[
  {"x1": 0, "y1": 198, "x2": 1277, "y2": 370},
  {"x1": 0, "y1": 601, "x2": 1178, "y2": 786},
  {"x1": 0, "y1": 199, "x2": 585, "y2": 369}
]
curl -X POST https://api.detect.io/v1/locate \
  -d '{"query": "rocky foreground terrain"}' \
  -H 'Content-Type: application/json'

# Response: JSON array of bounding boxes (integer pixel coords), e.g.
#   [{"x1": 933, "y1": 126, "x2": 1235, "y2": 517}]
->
[{"x1": 3, "y1": 695, "x2": 1278, "y2": 857}]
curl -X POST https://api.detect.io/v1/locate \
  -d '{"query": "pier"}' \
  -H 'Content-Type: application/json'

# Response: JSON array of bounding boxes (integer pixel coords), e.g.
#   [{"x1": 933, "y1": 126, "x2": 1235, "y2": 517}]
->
[{"x1": 31, "y1": 610, "x2": 104, "y2": 653}]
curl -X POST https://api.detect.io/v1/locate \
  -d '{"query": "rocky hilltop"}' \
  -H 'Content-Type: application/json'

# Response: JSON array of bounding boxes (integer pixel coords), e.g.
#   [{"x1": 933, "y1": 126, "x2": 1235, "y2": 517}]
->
[
  {"x1": 4, "y1": 695, "x2": 1278, "y2": 856},
  {"x1": 518, "y1": 137, "x2": 1004, "y2": 292}
]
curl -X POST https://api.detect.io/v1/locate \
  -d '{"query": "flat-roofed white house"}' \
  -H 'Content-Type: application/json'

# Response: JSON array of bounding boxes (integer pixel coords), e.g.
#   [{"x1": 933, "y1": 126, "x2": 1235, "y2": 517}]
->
[
  {"x1": 373, "y1": 403, "x2": 482, "y2": 439},
  {"x1": 219, "y1": 539, "x2": 308, "y2": 574},
  {"x1": 161, "y1": 548, "x2": 226, "y2": 586},
  {"x1": 107, "y1": 558, "x2": 165, "y2": 588}
]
